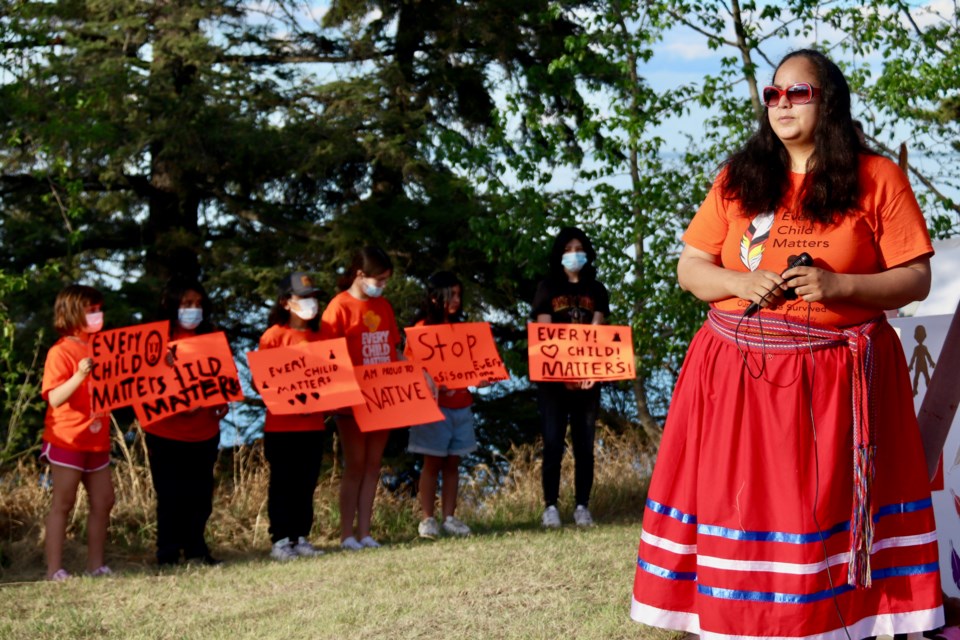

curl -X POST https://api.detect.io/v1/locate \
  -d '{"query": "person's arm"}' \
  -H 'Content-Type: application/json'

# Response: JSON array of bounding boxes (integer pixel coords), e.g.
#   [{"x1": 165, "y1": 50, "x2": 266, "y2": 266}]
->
[
  {"x1": 677, "y1": 244, "x2": 788, "y2": 309},
  {"x1": 47, "y1": 357, "x2": 93, "y2": 408},
  {"x1": 783, "y1": 256, "x2": 931, "y2": 310}
]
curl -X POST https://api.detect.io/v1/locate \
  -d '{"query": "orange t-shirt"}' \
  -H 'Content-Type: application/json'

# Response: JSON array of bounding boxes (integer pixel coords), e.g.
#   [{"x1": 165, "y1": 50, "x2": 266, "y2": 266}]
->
[
  {"x1": 258, "y1": 324, "x2": 325, "y2": 433},
  {"x1": 404, "y1": 319, "x2": 472, "y2": 409},
  {"x1": 320, "y1": 291, "x2": 401, "y2": 366},
  {"x1": 141, "y1": 327, "x2": 223, "y2": 442},
  {"x1": 684, "y1": 154, "x2": 933, "y2": 327},
  {"x1": 42, "y1": 336, "x2": 111, "y2": 452}
]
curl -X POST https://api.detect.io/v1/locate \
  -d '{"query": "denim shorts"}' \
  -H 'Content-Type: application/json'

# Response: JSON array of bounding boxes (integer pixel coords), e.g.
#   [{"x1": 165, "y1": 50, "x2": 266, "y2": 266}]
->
[{"x1": 408, "y1": 406, "x2": 477, "y2": 457}]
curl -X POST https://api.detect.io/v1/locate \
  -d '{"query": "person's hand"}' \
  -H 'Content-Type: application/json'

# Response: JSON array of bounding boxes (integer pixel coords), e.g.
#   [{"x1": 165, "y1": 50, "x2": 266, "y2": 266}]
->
[
  {"x1": 782, "y1": 266, "x2": 845, "y2": 303},
  {"x1": 77, "y1": 357, "x2": 94, "y2": 377},
  {"x1": 730, "y1": 269, "x2": 787, "y2": 309}
]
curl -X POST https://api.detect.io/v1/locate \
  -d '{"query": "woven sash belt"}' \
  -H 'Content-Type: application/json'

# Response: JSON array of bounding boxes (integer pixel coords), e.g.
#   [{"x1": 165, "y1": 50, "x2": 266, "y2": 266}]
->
[{"x1": 706, "y1": 308, "x2": 881, "y2": 589}]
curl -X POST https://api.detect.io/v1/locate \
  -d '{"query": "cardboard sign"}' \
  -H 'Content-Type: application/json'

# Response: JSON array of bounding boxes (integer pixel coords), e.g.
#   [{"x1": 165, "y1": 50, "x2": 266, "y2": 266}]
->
[
  {"x1": 89, "y1": 321, "x2": 169, "y2": 413},
  {"x1": 247, "y1": 338, "x2": 363, "y2": 414},
  {"x1": 134, "y1": 332, "x2": 243, "y2": 426},
  {"x1": 404, "y1": 322, "x2": 509, "y2": 389},
  {"x1": 527, "y1": 322, "x2": 635, "y2": 382},
  {"x1": 351, "y1": 361, "x2": 444, "y2": 432}
]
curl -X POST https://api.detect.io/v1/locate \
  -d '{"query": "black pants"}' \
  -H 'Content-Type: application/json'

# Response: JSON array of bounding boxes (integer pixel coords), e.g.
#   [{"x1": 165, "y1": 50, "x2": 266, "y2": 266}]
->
[
  {"x1": 538, "y1": 382, "x2": 600, "y2": 508},
  {"x1": 263, "y1": 430, "x2": 324, "y2": 544},
  {"x1": 145, "y1": 432, "x2": 219, "y2": 564}
]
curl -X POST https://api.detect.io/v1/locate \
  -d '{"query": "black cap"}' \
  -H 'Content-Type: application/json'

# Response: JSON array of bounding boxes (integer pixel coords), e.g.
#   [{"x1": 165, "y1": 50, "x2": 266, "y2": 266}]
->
[{"x1": 282, "y1": 272, "x2": 319, "y2": 297}]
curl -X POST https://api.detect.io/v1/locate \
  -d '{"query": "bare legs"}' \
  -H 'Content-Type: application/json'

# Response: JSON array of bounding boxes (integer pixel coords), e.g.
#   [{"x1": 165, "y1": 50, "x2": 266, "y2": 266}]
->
[
  {"x1": 419, "y1": 454, "x2": 460, "y2": 519},
  {"x1": 45, "y1": 465, "x2": 115, "y2": 578},
  {"x1": 336, "y1": 416, "x2": 388, "y2": 541}
]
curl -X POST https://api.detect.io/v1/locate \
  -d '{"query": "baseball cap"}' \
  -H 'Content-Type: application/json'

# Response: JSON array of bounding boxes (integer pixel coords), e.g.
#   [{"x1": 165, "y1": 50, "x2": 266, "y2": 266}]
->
[{"x1": 282, "y1": 272, "x2": 319, "y2": 297}]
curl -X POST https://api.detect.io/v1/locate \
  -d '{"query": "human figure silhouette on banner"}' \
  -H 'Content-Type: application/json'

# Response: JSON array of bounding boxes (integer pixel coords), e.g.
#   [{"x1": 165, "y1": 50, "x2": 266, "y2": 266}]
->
[{"x1": 909, "y1": 324, "x2": 936, "y2": 396}]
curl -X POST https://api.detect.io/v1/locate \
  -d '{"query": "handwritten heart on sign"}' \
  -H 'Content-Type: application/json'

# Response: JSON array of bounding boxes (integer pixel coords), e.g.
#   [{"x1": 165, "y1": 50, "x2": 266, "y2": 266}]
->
[{"x1": 540, "y1": 345, "x2": 559, "y2": 359}]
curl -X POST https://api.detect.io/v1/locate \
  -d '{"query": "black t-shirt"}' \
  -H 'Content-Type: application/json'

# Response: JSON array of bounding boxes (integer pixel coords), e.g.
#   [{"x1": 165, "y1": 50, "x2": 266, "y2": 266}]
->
[{"x1": 531, "y1": 278, "x2": 610, "y2": 324}]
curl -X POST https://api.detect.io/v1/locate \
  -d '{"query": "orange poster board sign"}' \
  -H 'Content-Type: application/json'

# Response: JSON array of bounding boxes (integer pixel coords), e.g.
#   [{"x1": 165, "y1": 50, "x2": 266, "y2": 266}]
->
[
  {"x1": 134, "y1": 332, "x2": 244, "y2": 426},
  {"x1": 351, "y1": 362, "x2": 444, "y2": 432},
  {"x1": 89, "y1": 321, "x2": 169, "y2": 413},
  {"x1": 404, "y1": 322, "x2": 509, "y2": 389},
  {"x1": 527, "y1": 323, "x2": 636, "y2": 382},
  {"x1": 247, "y1": 338, "x2": 362, "y2": 414}
]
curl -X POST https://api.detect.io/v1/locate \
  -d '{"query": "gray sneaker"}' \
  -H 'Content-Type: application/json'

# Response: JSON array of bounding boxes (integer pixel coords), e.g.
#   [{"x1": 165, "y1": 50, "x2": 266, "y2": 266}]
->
[
  {"x1": 442, "y1": 515, "x2": 471, "y2": 536},
  {"x1": 340, "y1": 536, "x2": 363, "y2": 551},
  {"x1": 270, "y1": 538, "x2": 297, "y2": 561},
  {"x1": 573, "y1": 505, "x2": 594, "y2": 527},
  {"x1": 292, "y1": 536, "x2": 324, "y2": 557},
  {"x1": 541, "y1": 505, "x2": 561, "y2": 528},
  {"x1": 418, "y1": 517, "x2": 440, "y2": 539}
]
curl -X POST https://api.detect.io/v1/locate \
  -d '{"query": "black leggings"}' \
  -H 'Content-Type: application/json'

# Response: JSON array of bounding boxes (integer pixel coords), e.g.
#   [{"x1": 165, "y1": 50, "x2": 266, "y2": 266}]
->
[
  {"x1": 146, "y1": 432, "x2": 219, "y2": 563},
  {"x1": 263, "y1": 430, "x2": 325, "y2": 543},
  {"x1": 538, "y1": 382, "x2": 600, "y2": 508}
]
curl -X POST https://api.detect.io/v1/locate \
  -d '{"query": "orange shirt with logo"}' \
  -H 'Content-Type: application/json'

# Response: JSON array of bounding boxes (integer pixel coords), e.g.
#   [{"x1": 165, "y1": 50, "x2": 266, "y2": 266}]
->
[
  {"x1": 42, "y1": 336, "x2": 111, "y2": 452},
  {"x1": 141, "y1": 327, "x2": 223, "y2": 442},
  {"x1": 258, "y1": 324, "x2": 325, "y2": 433},
  {"x1": 684, "y1": 154, "x2": 933, "y2": 327},
  {"x1": 320, "y1": 291, "x2": 401, "y2": 366}
]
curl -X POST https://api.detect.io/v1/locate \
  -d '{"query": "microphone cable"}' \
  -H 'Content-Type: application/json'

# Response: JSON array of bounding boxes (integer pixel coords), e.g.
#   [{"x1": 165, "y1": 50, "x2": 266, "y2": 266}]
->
[{"x1": 735, "y1": 304, "x2": 770, "y2": 379}]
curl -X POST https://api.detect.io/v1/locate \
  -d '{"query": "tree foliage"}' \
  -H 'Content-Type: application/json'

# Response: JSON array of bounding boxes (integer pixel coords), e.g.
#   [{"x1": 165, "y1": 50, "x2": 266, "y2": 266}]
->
[{"x1": 1, "y1": 0, "x2": 957, "y2": 460}]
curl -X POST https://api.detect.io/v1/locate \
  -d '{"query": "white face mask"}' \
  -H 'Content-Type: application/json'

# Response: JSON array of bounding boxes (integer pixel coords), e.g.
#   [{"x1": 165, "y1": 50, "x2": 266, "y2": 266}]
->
[
  {"x1": 83, "y1": 311, "x2": 104, "y2": 333},
  {"x1": 290, "y1": 297, "x2": 319, "y2": 321},
  {"x1": 178, "y1": 308, "x2": 203, "y2": 330}
]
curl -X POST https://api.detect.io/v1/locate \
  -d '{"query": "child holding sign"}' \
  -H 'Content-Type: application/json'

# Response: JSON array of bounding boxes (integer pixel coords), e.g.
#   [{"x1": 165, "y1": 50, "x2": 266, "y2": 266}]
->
[
  {"x1": 321, "y1": 247, "x2": 401, "y2": 551},
  {"x1": 407, "y1": 272, "x2": 476, "y2": 538},
  {"x1": 532, "y1": 227, "x2": 609, "y2": 529},
  {"x1": 40, "y1": 285, "x2": 115, "y2": 580},
  {"x1": 258, "y1": 273, "x2": 327, "y2": 561},
  {"x1": 143, "y1": 279, "x2": 224, "y2": 567}
]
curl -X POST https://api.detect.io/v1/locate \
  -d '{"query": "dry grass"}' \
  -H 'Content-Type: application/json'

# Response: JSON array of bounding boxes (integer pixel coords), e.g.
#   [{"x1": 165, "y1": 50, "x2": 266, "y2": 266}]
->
[{"x1": 0, "y1": 422, "x2": 654, "y2": 583}]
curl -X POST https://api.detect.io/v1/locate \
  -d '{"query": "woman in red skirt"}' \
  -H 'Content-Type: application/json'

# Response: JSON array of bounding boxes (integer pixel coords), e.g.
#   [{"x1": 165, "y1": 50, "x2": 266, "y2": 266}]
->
[{"x1": 631, "y1": 49, "x2": 943, "y2": 639}]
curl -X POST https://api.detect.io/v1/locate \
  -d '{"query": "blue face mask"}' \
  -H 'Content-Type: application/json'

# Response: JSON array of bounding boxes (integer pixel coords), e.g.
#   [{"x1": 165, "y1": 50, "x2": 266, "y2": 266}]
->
[
  {"x1": 362, "y1": 281, "x2": 384, "y2": 298},
  {"x1": 561, "y1": 251, "x2": 588, "y2": 272},
  {"x1": 178, "y1": 308, "x2": 203, "y2": 330}
]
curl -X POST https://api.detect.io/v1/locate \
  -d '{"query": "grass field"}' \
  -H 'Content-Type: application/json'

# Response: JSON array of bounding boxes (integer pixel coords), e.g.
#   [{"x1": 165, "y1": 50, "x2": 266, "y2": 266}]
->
[
  {"x1": 0, "y1": 425, "x2": 673, "y2": 638},
  {"x1": 0, "y1": 520, "x2": 677, "y2": 640}
]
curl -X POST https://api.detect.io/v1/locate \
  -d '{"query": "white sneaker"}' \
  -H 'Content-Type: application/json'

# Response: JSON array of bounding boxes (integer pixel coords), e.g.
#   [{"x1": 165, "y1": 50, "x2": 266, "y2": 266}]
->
[
  {"x1": 270, "y1": 538, "x2": 297, "y2": 561},
  {"x1": 340, "y1": 536, "x2": 363, "y2": 551},
  {"x1": 293, "y1": 536, "x2": 324, "y2": 557},
  {"x1": 573, "y1": 505, "x2": 594, "y2": 527},
  {"x1": 359, "y1": 535, "x2": 381, "y2": 549},
  {"x1": 418, "y1": 517, "x2": 440, "y2": 539},
  {"x1": 442, "y1": 515, "x2": 471, "y2": 536},
  {"x1": 541, "y1": 505, "x2": 561, "y2": 528}
]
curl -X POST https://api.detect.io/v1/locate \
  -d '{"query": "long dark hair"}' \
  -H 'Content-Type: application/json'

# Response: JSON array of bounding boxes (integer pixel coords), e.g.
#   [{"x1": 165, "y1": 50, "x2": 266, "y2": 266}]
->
[
  {"x1": 418, "y1": 271, "x2": 465, "y2": 325},
  {"x1": 159, "y1": 278, "x2": 215, "y2": 336},
  {"x1": 336, "y1": 246, "x2": 394, "y2": 292},
  {"x1": 721, "y1": 49, "x2": 871, "y2": 225},
  {"x1": 547, "y1": 226, "x2": 598, "y2": 283},
  {"x1": 267, "y1": 276, "x2": 321, "y2": 331}
]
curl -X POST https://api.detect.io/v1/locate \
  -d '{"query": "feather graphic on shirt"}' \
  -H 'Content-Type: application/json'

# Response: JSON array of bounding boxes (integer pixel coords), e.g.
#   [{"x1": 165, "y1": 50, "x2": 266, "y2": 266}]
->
[{"x1": 739, "y1": 212, "x2": 774, "y2": 271}]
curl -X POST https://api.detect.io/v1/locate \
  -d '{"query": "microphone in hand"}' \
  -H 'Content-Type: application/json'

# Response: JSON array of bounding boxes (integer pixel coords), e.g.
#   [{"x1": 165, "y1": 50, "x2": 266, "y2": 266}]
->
[{"x1": 743, "y1": 252, "x2": 814, "y2": 316}]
